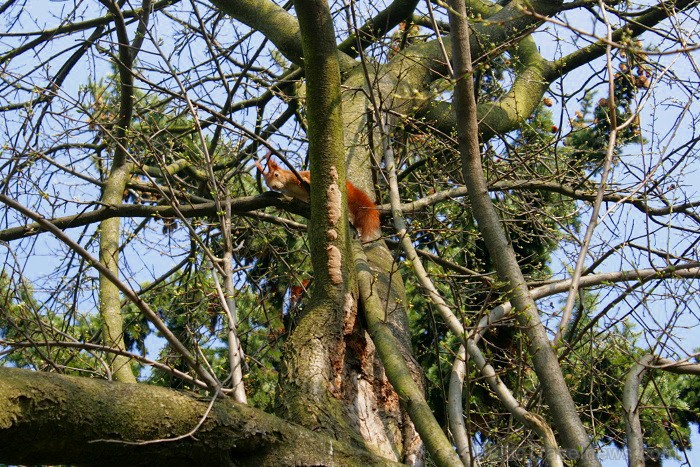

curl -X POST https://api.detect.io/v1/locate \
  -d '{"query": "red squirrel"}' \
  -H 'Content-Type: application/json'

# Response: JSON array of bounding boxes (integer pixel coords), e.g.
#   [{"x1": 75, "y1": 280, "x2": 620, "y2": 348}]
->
[{"x1": 256, "y1": 155, "x2": 380, "y2": 242}]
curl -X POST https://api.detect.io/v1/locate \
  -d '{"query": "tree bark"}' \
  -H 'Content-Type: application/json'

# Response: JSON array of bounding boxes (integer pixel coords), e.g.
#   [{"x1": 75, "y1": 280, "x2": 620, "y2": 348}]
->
[
  {"x1": 97, "y1": 0, "x2": 139, "y2": 383},
  {"x1": 448, "y1": 0, "x2": 598, "y2": 463},
  {"x1": 0, "y1": 366, "x2": 401, "y2": 466},
  {"x1": 275, "y1": 0, "x2": 360, "y2": 446}
]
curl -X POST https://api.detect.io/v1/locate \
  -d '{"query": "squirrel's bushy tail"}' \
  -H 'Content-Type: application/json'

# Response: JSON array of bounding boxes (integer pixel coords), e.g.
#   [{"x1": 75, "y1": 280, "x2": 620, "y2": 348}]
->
[{"x1": 346, "y1": 182, "x2": 380, "y2": 242}]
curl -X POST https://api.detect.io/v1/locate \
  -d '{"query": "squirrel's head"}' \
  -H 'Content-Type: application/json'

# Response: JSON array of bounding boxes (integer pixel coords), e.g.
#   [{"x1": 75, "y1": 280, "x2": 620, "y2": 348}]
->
[{"x1": 255, "y1": 152, "x2": 286, "y2": 191}]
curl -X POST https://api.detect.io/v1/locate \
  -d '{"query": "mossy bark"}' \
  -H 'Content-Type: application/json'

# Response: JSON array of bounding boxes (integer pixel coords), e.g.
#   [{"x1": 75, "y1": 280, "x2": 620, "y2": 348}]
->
[
  {"x1": 96, "y1": 0, "x2": 139, "y2": 383},
  {"x1": 0, "y1": 366, "x2": 402, "y2": 466},
  {"x1": 99, "y1": 161, "x2": 137, "y2": 384},
  {"x1": 275, "y1": 0, "x2": 357, "y2": 445}
]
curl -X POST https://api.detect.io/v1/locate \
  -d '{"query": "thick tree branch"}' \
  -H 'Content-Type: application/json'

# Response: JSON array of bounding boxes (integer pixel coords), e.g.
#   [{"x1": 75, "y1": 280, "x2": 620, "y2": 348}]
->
[
  {"x1": 354, "y1": 241, "x2": 461, "y2": 466},
  {"x1": 0, "y1": 367, "x2": 400, "y2": 466}
]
